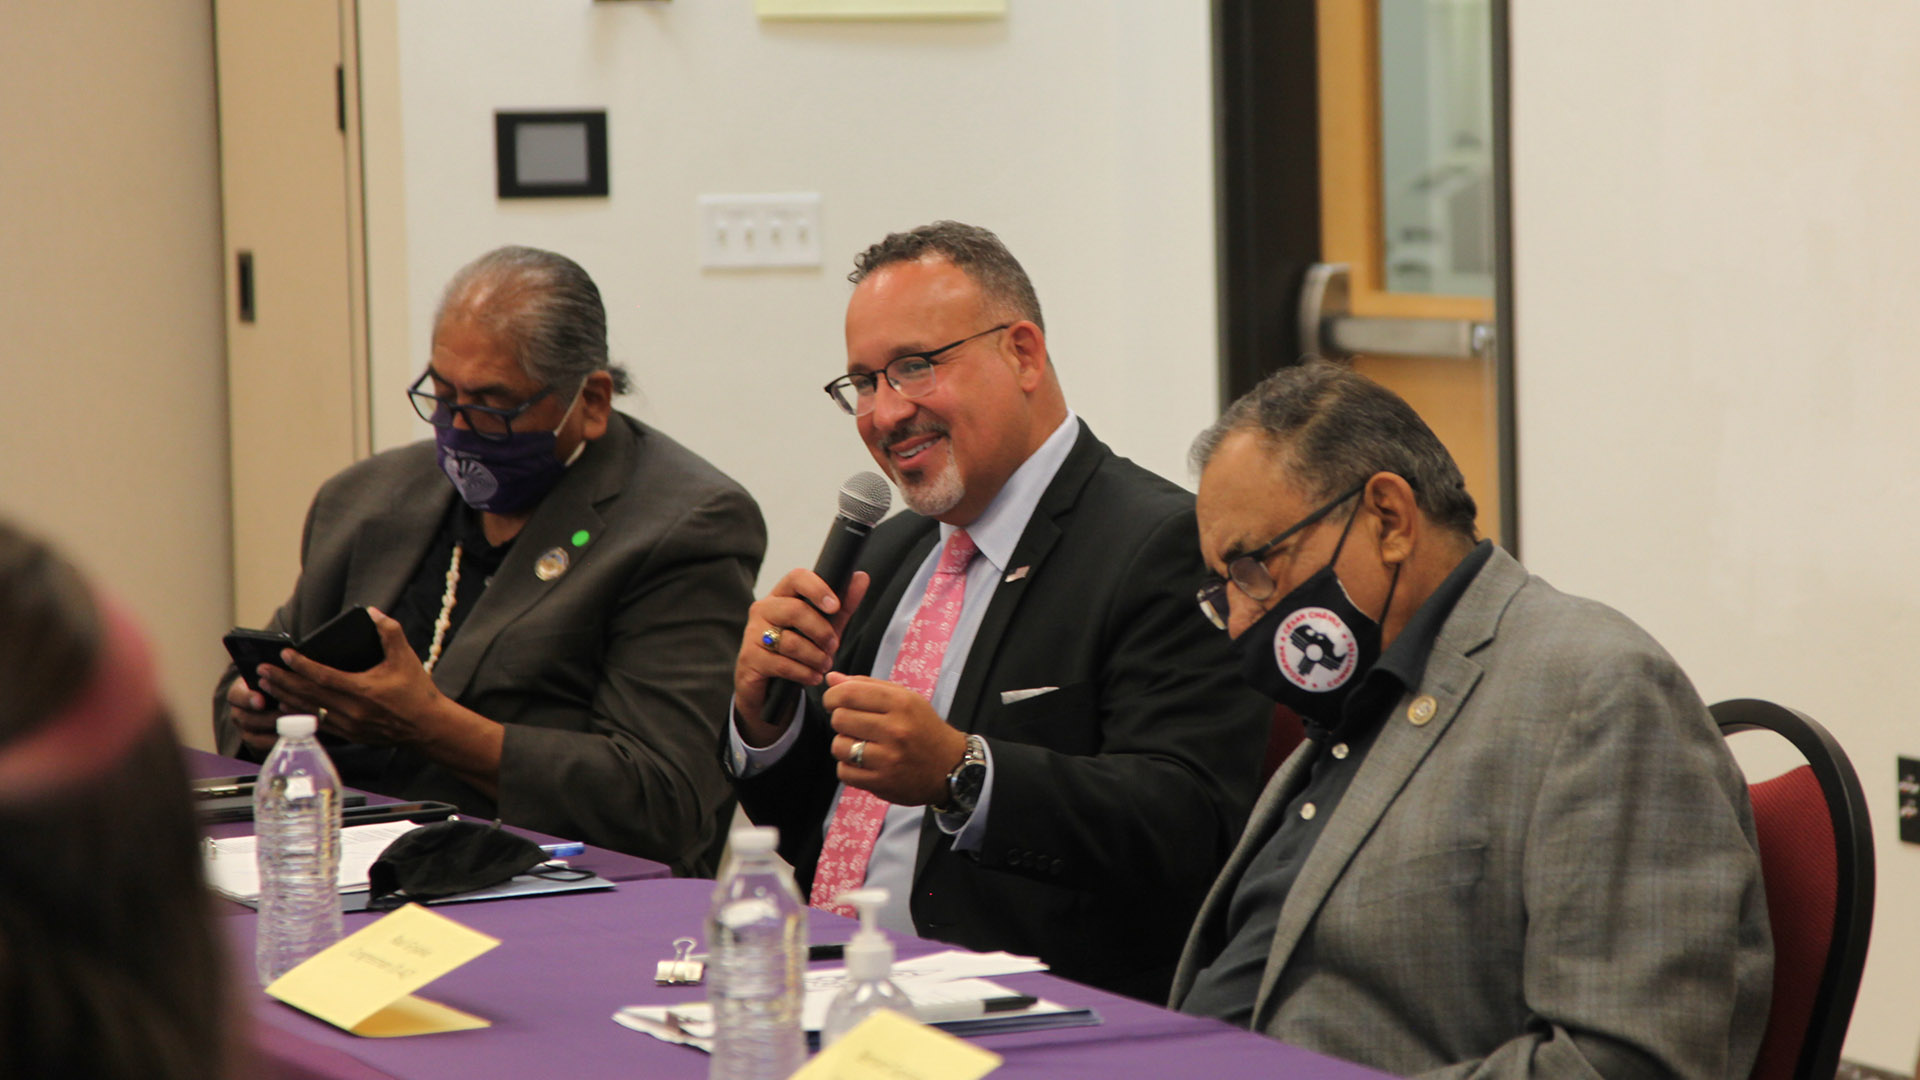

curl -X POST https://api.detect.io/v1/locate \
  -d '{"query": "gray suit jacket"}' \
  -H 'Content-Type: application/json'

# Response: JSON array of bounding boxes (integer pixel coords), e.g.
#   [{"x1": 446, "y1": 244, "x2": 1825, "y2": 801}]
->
[
  {"x1": 1170, "y1": 547, "x2": 1772, "y2": 1079},
  {"x1": 215, "y1": 414, "x2": 765, "y2": 873}
]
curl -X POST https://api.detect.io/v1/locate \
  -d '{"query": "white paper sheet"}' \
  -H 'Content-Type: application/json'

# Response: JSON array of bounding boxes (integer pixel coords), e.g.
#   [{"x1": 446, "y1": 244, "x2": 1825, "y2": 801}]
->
[
  {"x1": 615, "y1": 977, "x2": 1076, "y2": 1053},
  {"x1": 202, "y1": 821, "x2": 422, "y2": 901}
]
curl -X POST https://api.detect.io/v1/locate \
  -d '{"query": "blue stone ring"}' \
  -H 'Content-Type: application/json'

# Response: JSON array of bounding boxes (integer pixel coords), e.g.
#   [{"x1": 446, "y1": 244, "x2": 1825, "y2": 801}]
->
[{"x1": 759, "y1": 627, "x2": 783, "y2": 652}]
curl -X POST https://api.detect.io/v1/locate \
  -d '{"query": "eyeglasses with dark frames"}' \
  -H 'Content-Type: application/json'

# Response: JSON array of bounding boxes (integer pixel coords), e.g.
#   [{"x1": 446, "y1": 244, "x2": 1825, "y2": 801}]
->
[
  {"x1": 1195, "y1": 480, "x2": 1368, "y2": 631},
  {"x1": 407, "y1": 369, "x2": 558, "y2": 443},
  {"x1": 822, "y1": 323, "x2": 1012, "y2": 417}
]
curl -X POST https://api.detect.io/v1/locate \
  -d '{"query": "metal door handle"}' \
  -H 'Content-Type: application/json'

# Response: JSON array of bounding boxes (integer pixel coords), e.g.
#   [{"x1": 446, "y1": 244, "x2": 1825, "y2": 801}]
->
[{"x1": 1298, "y1": 263, "x2": 1492, "y2": 362}]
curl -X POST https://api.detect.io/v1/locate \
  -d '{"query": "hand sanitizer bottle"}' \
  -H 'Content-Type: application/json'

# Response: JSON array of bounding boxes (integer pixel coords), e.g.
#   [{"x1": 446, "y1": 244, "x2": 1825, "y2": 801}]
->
[{"x1": 819, "y1": 888, "x2": 913, "y2": 1047}]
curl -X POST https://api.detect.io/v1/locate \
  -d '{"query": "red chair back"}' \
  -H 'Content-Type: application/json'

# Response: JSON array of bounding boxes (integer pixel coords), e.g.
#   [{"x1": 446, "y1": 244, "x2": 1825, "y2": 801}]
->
[
  {"x1": 1745, "y1": 765, "x2": 1835, "y2": 1080},
  {"x1": 1712, "y1": 699, "x2": 1873, "y2": 1080}
]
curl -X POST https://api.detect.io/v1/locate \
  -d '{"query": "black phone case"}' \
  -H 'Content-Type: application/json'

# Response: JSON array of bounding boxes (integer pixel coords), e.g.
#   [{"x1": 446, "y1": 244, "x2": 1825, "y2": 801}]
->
[
  {"x1": 298, "y1": 607, "x2": 383, "y2": 673},
  {"x1": 223, "y1": 630, "x2": 293, "y2": 695},
  {"x1": 195, "y1": 792, "x2": 367, "y2": 825},
  {"x1": 223, "y1": 606, "x2": 383, "y2": 696}
]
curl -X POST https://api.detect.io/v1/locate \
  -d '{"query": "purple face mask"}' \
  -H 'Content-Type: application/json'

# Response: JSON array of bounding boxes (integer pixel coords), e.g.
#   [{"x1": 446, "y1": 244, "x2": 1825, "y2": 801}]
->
[{"x1": 434, "y1": 389, "x2": 584, "y2": 514}]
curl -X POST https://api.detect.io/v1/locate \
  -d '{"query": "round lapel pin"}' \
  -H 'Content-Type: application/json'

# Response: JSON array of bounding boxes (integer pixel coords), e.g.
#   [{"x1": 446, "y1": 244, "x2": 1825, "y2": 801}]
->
[
  {"x1": 535, "y1": 547, "x2": 570, "y2": 581},
  {"x1": 1407, "y1": 695, "x2": 1437, "y2": 726}
]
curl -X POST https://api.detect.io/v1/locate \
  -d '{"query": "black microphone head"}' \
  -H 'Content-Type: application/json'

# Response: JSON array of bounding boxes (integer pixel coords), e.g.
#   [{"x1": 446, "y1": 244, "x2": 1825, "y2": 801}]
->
[{"x1": 837, "y1": 472, "x2": 893, "y2": 527}]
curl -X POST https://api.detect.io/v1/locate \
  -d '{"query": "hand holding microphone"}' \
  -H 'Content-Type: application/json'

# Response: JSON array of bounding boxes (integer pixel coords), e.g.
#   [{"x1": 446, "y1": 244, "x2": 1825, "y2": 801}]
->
[{"x1": 735, "y1": 473, "x2": 891, "y2": 736}]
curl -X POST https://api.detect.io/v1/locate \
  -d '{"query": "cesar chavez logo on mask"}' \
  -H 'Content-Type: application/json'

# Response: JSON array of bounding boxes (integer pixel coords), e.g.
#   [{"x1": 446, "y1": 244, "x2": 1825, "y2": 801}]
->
[
  {"x1": 1273, "y1": 607, "x2": 1359, "y2": 693},
  {"x1": 443, "y1": 454, "x2": 500, "y2": 504}
]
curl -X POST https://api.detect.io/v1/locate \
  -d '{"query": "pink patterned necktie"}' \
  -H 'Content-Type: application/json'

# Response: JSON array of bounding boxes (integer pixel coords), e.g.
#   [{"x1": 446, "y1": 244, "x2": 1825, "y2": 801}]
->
[{"x1": 810, "y1": 528, "x2": 979, "y2": 915}]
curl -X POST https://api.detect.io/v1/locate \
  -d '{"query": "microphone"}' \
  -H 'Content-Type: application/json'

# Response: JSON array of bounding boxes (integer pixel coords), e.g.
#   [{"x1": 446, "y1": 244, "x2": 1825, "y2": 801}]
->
[{"x1": 761, "y1": 472, "x2": 893, "y2": 727}]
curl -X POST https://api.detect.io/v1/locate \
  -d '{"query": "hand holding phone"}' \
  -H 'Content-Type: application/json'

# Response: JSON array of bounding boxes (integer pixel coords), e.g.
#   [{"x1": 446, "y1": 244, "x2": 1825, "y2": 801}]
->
[{"x1": 224, "y1": 606, "x2": 386, "y2": 698}]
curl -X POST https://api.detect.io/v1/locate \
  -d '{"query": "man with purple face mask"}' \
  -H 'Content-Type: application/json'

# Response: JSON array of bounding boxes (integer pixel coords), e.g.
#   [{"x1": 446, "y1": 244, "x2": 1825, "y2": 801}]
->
[{"x1": 214, "y1": 247, "x2": 765, "y2": 874}]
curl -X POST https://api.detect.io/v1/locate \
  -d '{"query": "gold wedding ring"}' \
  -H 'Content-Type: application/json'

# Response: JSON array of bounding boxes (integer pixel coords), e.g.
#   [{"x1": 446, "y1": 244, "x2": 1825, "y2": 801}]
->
[{"x1": 849, "y1": 740, "x2": 868, "y2": 768}]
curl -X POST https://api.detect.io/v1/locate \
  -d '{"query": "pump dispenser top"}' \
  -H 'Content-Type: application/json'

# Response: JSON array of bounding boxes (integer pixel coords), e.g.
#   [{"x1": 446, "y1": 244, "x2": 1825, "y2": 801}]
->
[
  {"x1": 838, "y1": 888, "x2": 893, "y2": 980},
  {"x1": 820, "y1": 887, "x2": 912, "y2": 1046}
]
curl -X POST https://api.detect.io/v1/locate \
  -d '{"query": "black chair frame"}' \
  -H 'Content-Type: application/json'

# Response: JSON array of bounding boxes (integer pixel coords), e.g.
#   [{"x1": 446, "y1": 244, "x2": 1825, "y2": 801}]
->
[{"x1": 1711, "y1": 698, "x2": 1875, "y2": 1080}]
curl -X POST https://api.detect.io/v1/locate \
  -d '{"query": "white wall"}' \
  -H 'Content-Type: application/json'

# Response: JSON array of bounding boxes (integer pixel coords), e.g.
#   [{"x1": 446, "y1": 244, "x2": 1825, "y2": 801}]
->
[
  {"x1": 364, "y1": 0, "x2": 1220, "y2": 582},
  {"x1": 1512, "y1": 3, "x2": 1920, "y2": 1070},
  {"x1": 0, "y1": 1, "x2": 231, "y2": 749}
]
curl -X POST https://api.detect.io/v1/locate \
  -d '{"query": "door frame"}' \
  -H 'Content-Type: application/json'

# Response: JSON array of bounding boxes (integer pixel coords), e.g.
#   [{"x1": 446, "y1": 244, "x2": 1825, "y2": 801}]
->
[{"x1": 1212, "y1": 0, "x2": 1518, "y2": 550}]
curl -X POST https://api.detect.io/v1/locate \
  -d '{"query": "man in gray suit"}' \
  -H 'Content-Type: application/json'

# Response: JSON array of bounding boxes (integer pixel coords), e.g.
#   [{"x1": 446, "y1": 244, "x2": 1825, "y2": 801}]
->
[
  {"x1": 1172, "y1": 361, "x2": 1771, "y2": 1078},
  {"x1": 216, "y1": 247, "x2": 764, "y2": 873}
]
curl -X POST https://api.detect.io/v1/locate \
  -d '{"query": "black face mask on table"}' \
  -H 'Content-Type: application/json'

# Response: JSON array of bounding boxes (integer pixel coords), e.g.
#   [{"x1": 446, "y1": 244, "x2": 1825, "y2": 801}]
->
[{"x1": 367, "y1": 819, "x2": 549, "y2": 908}]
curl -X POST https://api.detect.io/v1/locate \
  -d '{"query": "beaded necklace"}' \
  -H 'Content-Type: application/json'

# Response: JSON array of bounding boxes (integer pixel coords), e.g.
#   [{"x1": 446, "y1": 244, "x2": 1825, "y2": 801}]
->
[{"x1": 423, "y1": 543, "x2": 462, "y2": 674}]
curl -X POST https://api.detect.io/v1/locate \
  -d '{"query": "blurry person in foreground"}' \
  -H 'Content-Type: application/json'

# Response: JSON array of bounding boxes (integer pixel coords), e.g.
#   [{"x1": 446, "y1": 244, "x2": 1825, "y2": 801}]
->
[{"x1": 0, "y1": 519, "x2": 236, "y2": 1080}]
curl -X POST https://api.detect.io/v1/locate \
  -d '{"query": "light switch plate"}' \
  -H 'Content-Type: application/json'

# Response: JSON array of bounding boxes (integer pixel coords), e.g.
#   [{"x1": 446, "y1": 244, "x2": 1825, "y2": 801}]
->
[{"x1": 698, "y1": 193, "x2": 822, "y2": 269}]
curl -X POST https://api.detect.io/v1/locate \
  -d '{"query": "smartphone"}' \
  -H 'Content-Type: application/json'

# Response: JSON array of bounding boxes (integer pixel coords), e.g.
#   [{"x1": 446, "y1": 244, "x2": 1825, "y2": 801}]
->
[
  {"x1": 223, "y1": 606, "x2": 385, "y2": 697},
  {"x1": 191, "y1": 773, "x2": 257, "y2": 799},
  {"x1": 196, "y1": 791, "x2": 367, "y2": 825},
  {"x1": 222, "y1": 629, "x2": 293, "y2": 697},
  {"x1": 297, "y1": 606, "x2": 384, "y2": 672}
]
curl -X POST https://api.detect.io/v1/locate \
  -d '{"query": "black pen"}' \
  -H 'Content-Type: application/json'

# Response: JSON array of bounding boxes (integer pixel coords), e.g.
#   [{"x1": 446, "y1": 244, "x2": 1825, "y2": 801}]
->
[{"x1": 916, "y1": 994, "x2": 1039, "y2": 1022}]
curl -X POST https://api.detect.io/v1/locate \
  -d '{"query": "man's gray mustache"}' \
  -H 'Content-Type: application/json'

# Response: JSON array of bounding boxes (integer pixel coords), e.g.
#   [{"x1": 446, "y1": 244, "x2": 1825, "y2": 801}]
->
[{"x1": 880, "y1": 422, "x2": 950, "y2": 454}]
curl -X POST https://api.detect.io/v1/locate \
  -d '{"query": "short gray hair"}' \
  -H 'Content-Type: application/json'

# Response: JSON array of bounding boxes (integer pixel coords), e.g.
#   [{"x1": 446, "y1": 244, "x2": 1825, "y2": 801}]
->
[
  {"x1": 849, "y1": 221, "x2": 1045, "y2": 332},
  {"x1": 435, "y1": 246, "x2": 632, "y2": 395},
  {"x1": 1192, "y1": 361, "x2": 1479, "y2": 539}
]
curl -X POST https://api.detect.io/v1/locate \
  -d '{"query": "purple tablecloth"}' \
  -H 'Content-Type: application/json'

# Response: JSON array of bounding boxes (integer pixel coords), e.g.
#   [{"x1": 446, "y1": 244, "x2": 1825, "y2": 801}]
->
[
  {"x1": 230, "y1": 877, "x2": 1397, "y2": 1080},
  {"x1": 186, "y1": 748, "x2": 671, "y2": 891}
]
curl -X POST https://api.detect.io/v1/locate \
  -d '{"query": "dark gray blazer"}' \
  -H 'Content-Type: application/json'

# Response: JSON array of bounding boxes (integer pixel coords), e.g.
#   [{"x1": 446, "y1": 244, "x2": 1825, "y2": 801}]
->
[
  {"x1": 215, "y1": 414, "x2": 765, "y2": 874},
  {"x1": 735, "y1": 424, "x2": 1271, "y2": 1002},
  {"x1": 1170, "y1": 547, "x2": 1772, "y2": 1079}
]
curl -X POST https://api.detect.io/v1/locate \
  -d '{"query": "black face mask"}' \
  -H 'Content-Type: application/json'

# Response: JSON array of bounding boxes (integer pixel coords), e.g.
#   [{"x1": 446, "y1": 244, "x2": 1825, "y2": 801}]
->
[
  {"x1": 368, "y1": 820, "x2": 553, "y2": 908},
  {"x1": 1233, "y1": 499, "x2": 1398, "y2": 728}
]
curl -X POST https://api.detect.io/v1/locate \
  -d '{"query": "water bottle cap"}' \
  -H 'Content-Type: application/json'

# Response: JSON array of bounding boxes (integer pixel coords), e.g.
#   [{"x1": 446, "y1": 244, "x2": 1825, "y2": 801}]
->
[
  {"x1": 728, "y1": 825, "x2": 778, "y2": 854},
  {"x1": 276, "y1": 714, "x2": 319, "y2": 738}
]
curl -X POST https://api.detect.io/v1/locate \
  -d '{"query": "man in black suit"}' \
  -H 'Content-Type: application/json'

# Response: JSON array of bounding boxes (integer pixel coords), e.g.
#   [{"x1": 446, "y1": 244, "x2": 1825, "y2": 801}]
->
[{"x1": 728, "y1": 221, "x2": 1268, "y2": 1000}]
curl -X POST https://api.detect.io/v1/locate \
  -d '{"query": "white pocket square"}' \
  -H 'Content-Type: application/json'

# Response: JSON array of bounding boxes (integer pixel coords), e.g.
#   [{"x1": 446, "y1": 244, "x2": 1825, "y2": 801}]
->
[{"x1": 999, "y1": 686, "x2": 1060, "y2": 705}]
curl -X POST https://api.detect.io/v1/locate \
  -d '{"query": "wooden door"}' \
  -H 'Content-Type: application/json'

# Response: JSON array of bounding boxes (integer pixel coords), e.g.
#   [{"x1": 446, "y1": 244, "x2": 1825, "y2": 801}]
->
[
  {"x1": 215, "y1": 0, "x2": 369, "y2": 623},
  {"x1": 1314, "y1": 0, "x2": 1508, "y2": 544}
]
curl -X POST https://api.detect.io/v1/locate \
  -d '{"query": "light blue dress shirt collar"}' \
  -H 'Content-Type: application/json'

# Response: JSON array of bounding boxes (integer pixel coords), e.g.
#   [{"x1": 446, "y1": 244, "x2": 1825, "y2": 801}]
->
[{"x1": 933, "y1": 408, "x2": 1081, "y2": 571}]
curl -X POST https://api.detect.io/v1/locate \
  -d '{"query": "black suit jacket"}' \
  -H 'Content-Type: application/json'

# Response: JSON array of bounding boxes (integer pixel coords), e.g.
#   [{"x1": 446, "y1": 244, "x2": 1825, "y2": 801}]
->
[
  {"x1": 734, "y1": 424, "x2": 1269, "y2": 1000},
  {"x1": 216, "y1": 414, "x2": 765, "y2": 874}
]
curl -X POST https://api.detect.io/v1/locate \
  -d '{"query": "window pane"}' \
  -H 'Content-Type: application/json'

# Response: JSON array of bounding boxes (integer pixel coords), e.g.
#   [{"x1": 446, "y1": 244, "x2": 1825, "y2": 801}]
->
[{"x1": 1378, "y1": 0, "x2": 1494, "y2": 298}]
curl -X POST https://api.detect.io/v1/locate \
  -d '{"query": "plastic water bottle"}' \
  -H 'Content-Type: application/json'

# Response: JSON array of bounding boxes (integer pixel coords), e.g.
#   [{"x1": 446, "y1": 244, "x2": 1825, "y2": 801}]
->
[
  {"x1": 707, "y1": 825, "x2": 806, "y2": 1080},
  {"x1": 253, "y1": 713, "x2": 343, "y2": 986}
]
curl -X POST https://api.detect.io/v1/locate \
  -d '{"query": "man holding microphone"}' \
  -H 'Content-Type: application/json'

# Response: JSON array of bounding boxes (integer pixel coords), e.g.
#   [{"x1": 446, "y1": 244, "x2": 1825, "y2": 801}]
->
[{"x1": 727, "y1": 221, "x2": 1268, "y2": 1001}]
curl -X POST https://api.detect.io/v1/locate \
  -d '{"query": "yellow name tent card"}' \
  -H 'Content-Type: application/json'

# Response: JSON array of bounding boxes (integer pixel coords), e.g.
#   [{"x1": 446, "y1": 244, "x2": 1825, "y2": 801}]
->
[
  {"x1": 792, "y1": 1009, "x2": 1001, "y2": 1080},
  {"x1": 265, "y1": 904, "x2": 500, "y2": 1037}
]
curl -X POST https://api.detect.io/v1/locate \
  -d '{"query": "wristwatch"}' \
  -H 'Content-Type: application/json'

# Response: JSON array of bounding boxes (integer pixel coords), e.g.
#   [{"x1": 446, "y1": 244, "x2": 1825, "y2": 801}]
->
[{"x1": 934, "y1": 734, "x2": 989, "y2": 817}]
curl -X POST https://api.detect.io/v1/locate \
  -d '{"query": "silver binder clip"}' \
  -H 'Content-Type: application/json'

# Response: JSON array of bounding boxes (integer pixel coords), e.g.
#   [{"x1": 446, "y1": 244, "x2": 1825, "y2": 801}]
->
[{"x1": 655, "y1": 937, "x2": 704, "y2": 985}]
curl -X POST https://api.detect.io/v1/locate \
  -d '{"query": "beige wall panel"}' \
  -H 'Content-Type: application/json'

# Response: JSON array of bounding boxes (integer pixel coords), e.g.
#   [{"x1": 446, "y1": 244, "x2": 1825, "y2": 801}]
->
[{"x1": 0, "y1": 1, "x2": 231, "y2": 749}]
